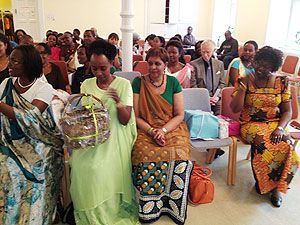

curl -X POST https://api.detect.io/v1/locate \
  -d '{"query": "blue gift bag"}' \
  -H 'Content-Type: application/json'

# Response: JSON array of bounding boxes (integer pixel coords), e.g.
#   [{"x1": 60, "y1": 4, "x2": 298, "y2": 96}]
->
[{"x1": 184, "y1": 110, "x2": 219, "y2": 139}]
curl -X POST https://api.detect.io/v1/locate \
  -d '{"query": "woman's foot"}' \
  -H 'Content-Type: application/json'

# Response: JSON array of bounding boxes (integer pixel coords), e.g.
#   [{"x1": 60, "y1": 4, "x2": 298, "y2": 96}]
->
[{"x1": 270, "y1": 189, "x2": 282, "y2": 207}]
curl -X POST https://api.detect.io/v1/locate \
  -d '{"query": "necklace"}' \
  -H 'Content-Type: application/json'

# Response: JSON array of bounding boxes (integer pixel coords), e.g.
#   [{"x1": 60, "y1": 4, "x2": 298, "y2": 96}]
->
[
  {"x1": 149, "y1": 74, "x2": 164, "y2": 88},
  {"x1": 17, "y1": 77, "x2": 37, "y2": 89}
]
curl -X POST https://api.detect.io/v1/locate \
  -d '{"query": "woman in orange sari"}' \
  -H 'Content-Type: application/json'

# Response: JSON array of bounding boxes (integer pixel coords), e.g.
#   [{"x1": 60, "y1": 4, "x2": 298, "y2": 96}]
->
[
  {"x1": 132, "y1": 47, "x2": 192, "y2": 224},
  {"x1": 230, "y1": 46, "x2": 299, "y2": 207}
]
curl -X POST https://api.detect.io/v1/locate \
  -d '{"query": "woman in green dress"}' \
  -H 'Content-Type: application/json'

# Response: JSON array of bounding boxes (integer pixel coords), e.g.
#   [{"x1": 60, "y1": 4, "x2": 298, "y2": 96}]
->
[{"x1": 69, "y1": 40, "x2": 139, "y2": 224}]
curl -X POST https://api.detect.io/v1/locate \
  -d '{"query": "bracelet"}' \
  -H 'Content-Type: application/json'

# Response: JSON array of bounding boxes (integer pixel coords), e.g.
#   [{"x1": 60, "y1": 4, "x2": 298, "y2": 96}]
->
[
  {"x1": 162, "y1": 127, "x2": 167, "y2": 133},
  {"x1": 147, "y1": 127, "x2": 154, "y2": 135},
  {"x1": 238, "y1": 81, "x2": 247, "y2": 90},
  {"x1": 277, "y1": 126, "x2": 284, "y2": 131},
  {"x1": 116, "y1": 101, "x2": 123, "y2": 108}
]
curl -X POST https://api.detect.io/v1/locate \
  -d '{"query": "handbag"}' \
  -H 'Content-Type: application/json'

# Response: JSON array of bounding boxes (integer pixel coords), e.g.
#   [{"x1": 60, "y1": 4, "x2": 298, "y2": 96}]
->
[
  {"x1": 188, "y1": 161, "x2": 214, "y2": 204},
  {"x1": 217, "y1": 115, "x2": 240, "y2": 136},
  {"x1": 184, "y1": 110, "x2": 219, "y2": 139}
]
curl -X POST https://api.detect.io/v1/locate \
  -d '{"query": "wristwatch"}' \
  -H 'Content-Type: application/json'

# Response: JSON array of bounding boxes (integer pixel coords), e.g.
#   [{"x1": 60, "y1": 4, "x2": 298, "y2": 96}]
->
[
  {"x1": 277, "y1": 126, "x2": 284, "y2": 131},
  {"x1": 162, "y1": 127, "x2": 167, "y2": 133}
]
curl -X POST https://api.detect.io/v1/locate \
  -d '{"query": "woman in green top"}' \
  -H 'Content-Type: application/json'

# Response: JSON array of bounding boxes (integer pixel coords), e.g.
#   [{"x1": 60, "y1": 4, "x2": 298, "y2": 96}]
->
[
  {"x1": 69, "y1": 40, "x2": 139, "y2": 225},
  {"x1": 131, "y1": 47, "x2": 192, "y2": 224}
]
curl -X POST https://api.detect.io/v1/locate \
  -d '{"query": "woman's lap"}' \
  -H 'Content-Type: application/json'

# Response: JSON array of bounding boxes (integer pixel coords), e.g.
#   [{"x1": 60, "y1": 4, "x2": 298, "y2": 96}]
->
[
  {"x1": 133, "y1": 160, "x2": 193, "y2": 224},
  {"x1": 241, "y1": 122, "x2": 299, "y2": 194}
]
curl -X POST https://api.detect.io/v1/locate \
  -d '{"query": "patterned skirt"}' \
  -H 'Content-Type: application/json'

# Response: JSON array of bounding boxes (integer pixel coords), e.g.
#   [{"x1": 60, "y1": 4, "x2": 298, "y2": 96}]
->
[
  {"x1": 133, "y1": 160, "x2": 193, "y2": 224},
  {"x1": 241, "y1": 121, "x2": 299, "y2": 194}
]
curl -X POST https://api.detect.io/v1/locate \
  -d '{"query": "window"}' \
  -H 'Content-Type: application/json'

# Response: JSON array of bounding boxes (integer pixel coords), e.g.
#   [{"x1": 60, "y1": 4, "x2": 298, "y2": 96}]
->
[
  {"x1": 266, "y1": 0, "x2": 300, "y2": 51},
  {"x1": 212, "y1": 0, "x2": 237, "y2": 47}
]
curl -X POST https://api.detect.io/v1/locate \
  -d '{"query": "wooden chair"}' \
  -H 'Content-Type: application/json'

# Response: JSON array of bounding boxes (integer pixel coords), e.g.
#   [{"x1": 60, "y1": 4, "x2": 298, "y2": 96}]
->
[
  {"x1": 61, "y1": 147, "x2": 72, "y2": 210},
  {"x1": 133, "y1": 61, "x2": 148, "y2": 75},
  {"x1": 238, "y1": 46, "x2": 243, "y2": 57},
  {"x1": 183, "y1": 88, "x2": 237, "y2": 185},
  {"x1": 50, "y1": 60, "x2": 71, "y2": 93},
  {"x1": 50, "y1": 61, "x2": 69, "y2": 86},
  {"x1": 184, "y1": 55, "x2": 191, "y2": 63},
  {"x1": 114, "y1": 71, "x2": 141, "y2": 84},
  {"x1": 280, "y1": 55, "x2": 299, "y2": 75},
  {"x1": 132, "y1": 54, "x2": 143, "y2": 62},
  {"x1": 221, "y1": 86, "x2": 300, "y2": 161}
]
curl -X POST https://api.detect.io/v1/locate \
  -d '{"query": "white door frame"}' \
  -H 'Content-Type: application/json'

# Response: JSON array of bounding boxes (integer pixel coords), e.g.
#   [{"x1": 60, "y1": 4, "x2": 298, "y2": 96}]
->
[{"x1": 11, "y1": 0, "x2": 45, "y2": 42}]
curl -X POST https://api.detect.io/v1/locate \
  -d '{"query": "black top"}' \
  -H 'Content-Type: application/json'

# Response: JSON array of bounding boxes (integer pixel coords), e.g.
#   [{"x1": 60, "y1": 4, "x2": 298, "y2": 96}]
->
[
  {"x1": 216, "y1": 37, "x2": 239, "y2": 59},
  {"x1": 45, "y1": 62, "x2": 66, "y2": 90},
  {"x1": 0, "y1": 67, "x2": 9, "y2": 84},
  {"x1": 71, "y1": 66, "x2": 94, "y2": 94}
]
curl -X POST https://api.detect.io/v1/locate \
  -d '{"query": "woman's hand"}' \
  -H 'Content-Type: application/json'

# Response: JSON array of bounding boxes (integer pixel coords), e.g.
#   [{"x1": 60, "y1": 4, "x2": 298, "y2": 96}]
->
[
  {"x1": 152, "y1": 128, "x2": 166, "y2": 146},
  {"x1": 270, "y1": 128, "x2": 284, "y2": 145},
  {"x1": 107, "y1": 88, "x2": 120, "y2": 103}
]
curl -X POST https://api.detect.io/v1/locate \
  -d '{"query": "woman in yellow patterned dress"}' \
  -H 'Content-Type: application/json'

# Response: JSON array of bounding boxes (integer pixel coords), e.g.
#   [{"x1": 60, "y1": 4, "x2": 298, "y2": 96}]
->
[{"x1": 230, "y1": 46, "x2": 299, "y2": 207}]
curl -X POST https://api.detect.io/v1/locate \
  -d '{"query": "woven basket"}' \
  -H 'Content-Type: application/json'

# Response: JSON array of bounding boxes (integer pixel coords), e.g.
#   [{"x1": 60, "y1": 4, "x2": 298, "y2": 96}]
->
[{"x1": 61, "y1": 93, "x2": 110, "y2": 150}]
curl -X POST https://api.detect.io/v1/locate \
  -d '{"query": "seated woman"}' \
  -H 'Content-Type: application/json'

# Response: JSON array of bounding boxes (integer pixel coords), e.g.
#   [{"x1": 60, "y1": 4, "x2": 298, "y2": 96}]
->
[
  {"x1": 36, "y1": 43, "x2": 66, "y2": 90},
  {"x1": 60, "y1": 32, "x2": 80, "y2": 73},
  {"x1": 153, "y1": 35, "x2": 165, "y2": 48},
  {"x1": 0, "y1": 45, "x2": 63, "y2": 224},
  {"x1": 71, "y1": 45, "x2": 93, "y2": 94},
  {"x1": 226, "y1": 40, "x2": 258, "y2": 86},
  {"x1": 13, "y1": 29, "x2": 26, "y2": 44},
  {"x1": 191, "y1": 40, "x2": 204, "y2": 61},
  {"x1": 230, "y1": 46, "x2": 299, "y2": 208},
  {"x1": 132, "y1": 47, "x2": 192, "y2": 224},
  {"x1": 19, "y1": 34, "x2": 34, "y2": 45},
  {"x1": 69, "y1": 40, "x2": 139, "y2": 224},
  {"x1": 46, "y1": 33, "x2": 61, "y2": 61},
  {"x1": 142, "y1": 34, "x2": 156, "y2": 60},
  {"x1": 165, "y1": 40, "x2": 193, "y2": 88},
  {"x1": 0, "y1": 33, "x2": 12, "y2": 84},
  {"x1": 107, "y1": 32, "x2": 122, "y2": 74}
]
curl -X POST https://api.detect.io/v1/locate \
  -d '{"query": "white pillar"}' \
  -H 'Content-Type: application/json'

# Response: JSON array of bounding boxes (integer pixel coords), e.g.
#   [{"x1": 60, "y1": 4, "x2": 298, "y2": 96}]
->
[{"x1": 120, "y1": 0, "x2": 134, "y2": 72}]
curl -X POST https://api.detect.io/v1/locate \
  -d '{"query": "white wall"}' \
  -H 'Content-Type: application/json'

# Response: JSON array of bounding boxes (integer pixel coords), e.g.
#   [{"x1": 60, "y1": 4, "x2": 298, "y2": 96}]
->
[
  {"x1": 234, "y1": 0, "x2": 271, "y2": 46},
  {"x1": 44, "y1": 0, "x2": 145, "y2": 38},
  {"x1": 43, "y1": 0, "x2": 270, "y2": 45}
]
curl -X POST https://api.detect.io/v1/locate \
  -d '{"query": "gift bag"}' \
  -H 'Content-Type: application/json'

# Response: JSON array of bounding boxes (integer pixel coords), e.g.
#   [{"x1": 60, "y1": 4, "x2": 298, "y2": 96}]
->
[
  {"x1": 217, "y1": 115, "x2": 240, "y2": 136},
  {"x1": 219, "y1": 118, "x2": 229, "y2": 139},
  {"x1": 184, "y1": 110, "x2": 219, "y2": 139}
]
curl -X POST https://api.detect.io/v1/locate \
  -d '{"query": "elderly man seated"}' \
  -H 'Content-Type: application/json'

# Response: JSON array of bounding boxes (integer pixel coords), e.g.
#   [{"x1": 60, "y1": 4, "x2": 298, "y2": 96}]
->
[
  {"x1": 190, "y1": 39, "x2": 225, "y2": 158},
  {"x1": 190, "y1": 40, "x2": 225, "y2": 115}
]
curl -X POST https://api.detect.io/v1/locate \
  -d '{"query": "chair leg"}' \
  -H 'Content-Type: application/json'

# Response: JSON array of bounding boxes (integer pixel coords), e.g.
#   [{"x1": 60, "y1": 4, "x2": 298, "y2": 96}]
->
[
  {"x1": 230, "y1": 137, "x2": 238, "y2": 185},
  {"x1": 294, "y1": 140, "x2": 299, "y2": 148},
  {"x1": 227, "y1": 144, "x2": 233, "y2": 185},
  {"x1": 246, "y1": 148, "x2": 251, "y2": 160},
  {"x1": 206, "y1": 148, "x2": 217, "y2": 164}
]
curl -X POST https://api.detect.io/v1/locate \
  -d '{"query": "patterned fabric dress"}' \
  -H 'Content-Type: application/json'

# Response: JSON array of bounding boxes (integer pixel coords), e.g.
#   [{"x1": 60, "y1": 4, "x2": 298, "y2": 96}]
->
[
  {"x1": 0, "y1": 78, "x2": 64, "y2": 224},
  {"x1": 70, "y1": 77, "x2": 139, "y2": 225},
  {"x1": 132, "y1": 76, "x2": 193, "y2": 224},
  {"x1": 233, "y1": 76, "x2": 299, "y2": 194}
]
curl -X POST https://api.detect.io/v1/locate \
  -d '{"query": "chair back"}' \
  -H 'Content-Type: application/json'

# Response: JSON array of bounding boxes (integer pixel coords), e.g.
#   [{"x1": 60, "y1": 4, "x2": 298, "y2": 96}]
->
[
  {"x1": 238, "y1": 46, "x2": 243, "y2": 57},
  {"x1": 220, "y1": 87, "x2": 241, "y2": 121},
  {"x1": 281, "y1": 55, "x2": 299, "y2": 75},
  {"x1": 182, "y1": 88, "x2": 211, "y2": 112},
  {"x1": 133, "y1": 61, "x2": 148, "y2": 75},
  {"x1": 184, "y1": 55, "x2": 191, "y2": 63},
  {"x1": 291, "y1": 85, "x2": 298, "y2": 120},
  {"x1": 133, "y1": 54, "x2": 143, "y2": 62},
  {"x1": 51, "y1": 61, "x2": 69, "y2": 85},
  {"x1": 114, "y1": 71, "x2": 141, "y2": 84},
  {"x1": 221, "y1": 86, "x2": 298, "y2": 121}
]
